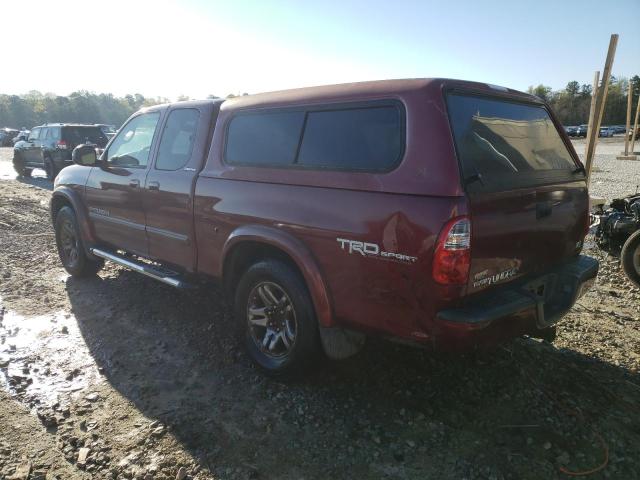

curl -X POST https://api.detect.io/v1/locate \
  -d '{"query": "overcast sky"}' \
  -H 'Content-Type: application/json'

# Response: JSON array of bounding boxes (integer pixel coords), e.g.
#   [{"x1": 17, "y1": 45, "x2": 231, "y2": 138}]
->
[{"x1": 1, "y1": 0, "x2": 638, "y2": 100}]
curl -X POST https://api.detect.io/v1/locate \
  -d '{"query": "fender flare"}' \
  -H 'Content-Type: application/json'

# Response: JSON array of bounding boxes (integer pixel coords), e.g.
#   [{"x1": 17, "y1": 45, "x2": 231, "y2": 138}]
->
[
  {"x1": 50, "y1": 186, "x2": 96, "y2": 252},
  {"x1": 221, "y1": 224, "x2": 334, "y2": 328}
]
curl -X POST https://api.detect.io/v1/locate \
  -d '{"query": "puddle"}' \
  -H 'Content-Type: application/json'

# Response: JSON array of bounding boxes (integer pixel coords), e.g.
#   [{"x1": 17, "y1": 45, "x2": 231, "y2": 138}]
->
[
  {"x1": 0, "y1": 301, "x2": 103, "y2": 409},
  {"x1": 0, "y1": 161, "x2": 46, "y2": 181}
]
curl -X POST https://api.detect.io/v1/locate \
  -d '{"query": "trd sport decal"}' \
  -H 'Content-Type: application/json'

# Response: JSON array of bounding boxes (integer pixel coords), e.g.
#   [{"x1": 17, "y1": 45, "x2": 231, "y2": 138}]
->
[{"x1": 336, "y1": 238, "x2": 417, "y2": 263}]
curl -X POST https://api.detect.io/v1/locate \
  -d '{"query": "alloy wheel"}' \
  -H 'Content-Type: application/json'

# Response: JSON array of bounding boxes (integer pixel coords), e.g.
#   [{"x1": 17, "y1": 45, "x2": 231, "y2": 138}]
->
[
  {"x1": 59, "y1": 219, "x2": 79, "y2": 267},
  {"x1": 247, "y1": 281, "x2": 297, "y2": 358}
]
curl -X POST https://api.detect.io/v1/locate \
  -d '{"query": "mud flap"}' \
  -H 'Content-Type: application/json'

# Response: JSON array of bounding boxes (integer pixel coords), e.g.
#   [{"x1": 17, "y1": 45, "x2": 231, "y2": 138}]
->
[{"x1": 319, "y1": 326, "x2": 366, "y2": 360}]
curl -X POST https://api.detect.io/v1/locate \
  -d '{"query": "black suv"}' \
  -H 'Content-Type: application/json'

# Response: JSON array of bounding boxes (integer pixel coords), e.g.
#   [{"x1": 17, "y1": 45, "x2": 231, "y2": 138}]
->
[{"x1": 13, "y1": 124, "x2": 109, "y2": 179}]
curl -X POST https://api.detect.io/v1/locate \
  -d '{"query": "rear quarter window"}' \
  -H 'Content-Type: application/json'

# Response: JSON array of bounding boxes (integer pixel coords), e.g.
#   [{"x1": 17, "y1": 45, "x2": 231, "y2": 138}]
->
[
  {"x1": 63, "y1": 127, "x2": 108, "y2": 147},
  {"x1": 297, "y1": 106, "x2": 402, "y2": 171},
  {"x1": 446, "y1": 93, "x2": 579, "y2": 192},
  {"x1": 224, "y1": 102, "x2": 404, "y2": 172}
]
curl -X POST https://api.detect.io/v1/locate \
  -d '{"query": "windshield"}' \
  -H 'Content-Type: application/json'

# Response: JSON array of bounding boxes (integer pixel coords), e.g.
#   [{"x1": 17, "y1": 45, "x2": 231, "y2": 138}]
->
[{"x1": 447, "y1": 93, "x2": 578, "y2": 191}]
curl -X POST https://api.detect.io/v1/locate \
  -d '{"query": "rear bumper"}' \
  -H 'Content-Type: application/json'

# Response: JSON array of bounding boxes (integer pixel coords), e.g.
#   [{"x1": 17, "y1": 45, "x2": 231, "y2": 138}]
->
[{"x1": 433, "y1": 255, "x2": 598, "y2": 348}]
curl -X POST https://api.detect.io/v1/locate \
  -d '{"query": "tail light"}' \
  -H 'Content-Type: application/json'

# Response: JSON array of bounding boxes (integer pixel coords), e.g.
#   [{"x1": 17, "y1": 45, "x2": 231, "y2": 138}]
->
[
  {"x1": 56, "y1": 140, "x2": 67, "y2": 149},
  {"x1": 432, "y1": 216, "x2": 471, "y2": 285}
]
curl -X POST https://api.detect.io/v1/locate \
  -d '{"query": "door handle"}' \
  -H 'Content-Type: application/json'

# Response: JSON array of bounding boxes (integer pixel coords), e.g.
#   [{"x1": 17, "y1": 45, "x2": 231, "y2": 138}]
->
[
  {"x1": 148, "y1": 181, "x2": 160, "y2": 191},
  {"x1": 129, "y1": 179, "x2": 140, "y2": 188}
]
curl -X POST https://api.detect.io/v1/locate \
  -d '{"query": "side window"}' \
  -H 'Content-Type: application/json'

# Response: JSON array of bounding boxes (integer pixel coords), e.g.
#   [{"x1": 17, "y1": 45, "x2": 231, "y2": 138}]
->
[
  {"x1": 297, "y1": 106, "x2": 402, "y2": 171},
  {"x1": 40, "y1": 128, "x2": 49, "y2": 140},
  {"x1": 155, "y1": 108, "x2": 200, "y2": 171},
  {"x1": 28, "y1": 128, "x2": 41, "y2": 141},
  {"x1": 106, "y1": 112, "x2": 160, "y2": 168},
  {"x1": 225, "y1": 111, "x2": 304, "y2": 166},
  {"x1": 49, "y1": 127, "x2": 61, "y2": 140}
]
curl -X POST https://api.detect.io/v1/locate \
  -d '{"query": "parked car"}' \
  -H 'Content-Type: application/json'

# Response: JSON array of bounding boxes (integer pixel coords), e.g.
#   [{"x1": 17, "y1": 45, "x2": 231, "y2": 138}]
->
[
  {"x1": 565, "y1": 126, "x2": 578, "y2": 137},
  {"x1": 12, "y1": 129, "x2": 29, "y2": 144},
  {"x1": 613, "y1": 125, "x2": 627, "y2": 134},
  {"x1": 0, "y1": 128, "x2": 19, "y2": 146},
  {"x1": 599, "y1": 126, "x2": 615, "y2": 137},
  {"x1": 575, "y1": 124, "x2": 589, "y2": 137},
  {"x1": 95, "y1": 124, "x2": 117, "y2": 140},
  {"x1": 51, "y1": 79, "x2": 598, "y2": 375},
  {"x1": 13, "y1": 123, "x2": 109, "y2": 179}
]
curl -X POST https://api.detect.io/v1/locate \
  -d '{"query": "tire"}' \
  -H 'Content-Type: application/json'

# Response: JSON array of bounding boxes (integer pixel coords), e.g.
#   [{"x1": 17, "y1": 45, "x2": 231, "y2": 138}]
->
[
  {"x1": 234, "y1": 259, "x2": 319, "y2": 376},
  {"x1": 54, "y1": 206, "x2": 104, "y2": 277},
  {"x1": 12, "y1": 152, "x2": 31, "y2": 177},
  {"x1": 537, "y1": 325, "x2": 557, "y2": 343},
  {"x1": 621, "y1": 230, "x2": 640, "y2": 288},
  {"x1": 44, "y1": 155, "x2": 58, "y2": 181}
]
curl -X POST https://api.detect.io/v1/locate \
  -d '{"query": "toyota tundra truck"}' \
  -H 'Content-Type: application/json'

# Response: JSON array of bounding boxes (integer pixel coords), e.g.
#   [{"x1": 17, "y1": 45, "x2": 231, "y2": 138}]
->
[{"x1": 50, "y1": 79, "x2": 598, "y2": 374}]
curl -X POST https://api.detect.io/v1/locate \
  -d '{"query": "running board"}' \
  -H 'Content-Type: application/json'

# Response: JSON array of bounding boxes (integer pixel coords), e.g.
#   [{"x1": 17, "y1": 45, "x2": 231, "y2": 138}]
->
[{"x1": 90, "y1": 248, "x2": 191, "y2": 289}]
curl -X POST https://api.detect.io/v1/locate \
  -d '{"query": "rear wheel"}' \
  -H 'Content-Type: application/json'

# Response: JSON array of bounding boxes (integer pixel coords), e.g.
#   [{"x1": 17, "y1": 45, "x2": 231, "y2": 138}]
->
[
  {"x1": 621, "y1": 230, "x2": 640, "y2": 288},
  {"x1": 234, "y1": 259, "x2": 319, "y2": 375},
  {"x1": 44, "y1": 155, "x2": 58, "y2": 181},
  {"x1": 54, "y1": 206, "x2": 104, "y2": 277}
]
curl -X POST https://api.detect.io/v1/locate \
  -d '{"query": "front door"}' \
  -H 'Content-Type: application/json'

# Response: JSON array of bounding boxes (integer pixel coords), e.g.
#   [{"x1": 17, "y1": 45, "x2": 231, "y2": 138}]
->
[
  {"x1": 143, "y1": 107, "x2": 205, "y2": 270},
  {"x1": 85, "y1": 111, "x2": 163, "y2": 256}
]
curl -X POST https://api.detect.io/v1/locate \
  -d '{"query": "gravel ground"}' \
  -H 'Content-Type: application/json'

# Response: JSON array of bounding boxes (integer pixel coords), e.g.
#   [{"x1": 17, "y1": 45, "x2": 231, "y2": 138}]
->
[
  {"x1": 0, "y1": 142, "x2": 639, "y2": 480},
  {"x1": 573, "y1": 137, "x2": 640, "y2": 200}
]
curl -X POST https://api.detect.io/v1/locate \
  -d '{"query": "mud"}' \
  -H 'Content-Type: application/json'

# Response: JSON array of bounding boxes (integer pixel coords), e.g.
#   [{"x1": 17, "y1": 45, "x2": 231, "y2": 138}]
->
[{"x1": 0, "y1": 145, "x2": 639, "y2": 479}]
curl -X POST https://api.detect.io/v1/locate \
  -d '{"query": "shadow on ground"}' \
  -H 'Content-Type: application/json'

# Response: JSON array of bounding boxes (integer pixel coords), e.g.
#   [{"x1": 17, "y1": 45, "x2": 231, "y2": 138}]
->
[
  {"x1": 66, "y1": 271, "x2": 640, "y2": 479},
  {"x1": 17, "y1": 174, "x2": 53, "y2": 191}
]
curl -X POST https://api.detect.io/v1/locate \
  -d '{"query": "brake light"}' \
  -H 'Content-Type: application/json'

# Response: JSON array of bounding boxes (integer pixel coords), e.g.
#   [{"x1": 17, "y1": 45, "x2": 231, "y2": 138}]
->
[
  {"x1": 432, "y1": 216, "x2": 471, "y2": 285},
  {"x1": 56, "y1": 140, "x2": 67, "y2": 149}
]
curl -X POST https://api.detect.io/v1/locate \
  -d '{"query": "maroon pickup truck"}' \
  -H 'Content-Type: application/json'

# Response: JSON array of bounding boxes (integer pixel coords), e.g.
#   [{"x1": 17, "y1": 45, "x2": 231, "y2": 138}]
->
[{"x1": 50, "y1": 78, "x2": 598, "y2": 374}]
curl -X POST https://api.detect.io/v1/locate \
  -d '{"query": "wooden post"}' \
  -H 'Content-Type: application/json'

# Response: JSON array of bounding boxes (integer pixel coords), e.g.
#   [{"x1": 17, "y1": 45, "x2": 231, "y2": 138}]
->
[
  {"x1": 585, "y1": 34, "x2": 618, "y2": 180},
  {"x1": 630, "y1": 92, "x2": 640, "y2": 155},
  {"x1": 584, "y1": 71, "x2": 600, "y2": 172},
  {"x1": 623, "y1": 82, "x2": 633, "y2": 155}
]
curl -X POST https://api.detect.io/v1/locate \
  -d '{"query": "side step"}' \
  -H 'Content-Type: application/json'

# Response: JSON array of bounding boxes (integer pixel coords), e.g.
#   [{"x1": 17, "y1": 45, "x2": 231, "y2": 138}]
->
[{"x1": 91, "y1": 248, "x2": 191, "y2": 289}]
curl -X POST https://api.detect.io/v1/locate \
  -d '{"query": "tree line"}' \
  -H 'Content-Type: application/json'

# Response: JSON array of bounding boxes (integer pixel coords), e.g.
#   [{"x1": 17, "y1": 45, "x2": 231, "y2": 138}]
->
[
  {"x1": 0, "y1": 77, "x2": 638, "y2": 130},
  {"x1": 528, "y1": 75, "x2": 640, "y2": 126}
]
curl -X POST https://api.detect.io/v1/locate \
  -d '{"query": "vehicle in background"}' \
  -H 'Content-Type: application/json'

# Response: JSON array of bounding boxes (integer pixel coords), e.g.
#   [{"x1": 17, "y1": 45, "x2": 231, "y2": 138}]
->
[
  {"x1": 599, "y1": 126, "x2": 615, "y2": 137},
  {"x1": 51, "y1": 79, "x2": 598, "y2": 375},
  {"x1": 575, "y1": 124, "x2": 589, "y2": 137},
  {"x1": 594, "y1": 194, "x2": 640, "y2": 288},
  {"x1": 13, "y1": 124, "x2": 109, "y2": 179},
  {"x1": 613, "y1": 125, "x2": 627, "y2": 134},
  {"x1": 0, "y1": 128, "x2": 19, "y2": 146},
  {"x1": 627, "y1": 126, "x2": 640, "y2": 140},
  {"x1": 12, "y1": 129, "x2": 30, "y2": 144},
  {"x1": 96, "y1": 124, "x2": 117, "y2": 140},
  {"x1": 565, "y1": 126, "x2": 578, "y2": 137}
]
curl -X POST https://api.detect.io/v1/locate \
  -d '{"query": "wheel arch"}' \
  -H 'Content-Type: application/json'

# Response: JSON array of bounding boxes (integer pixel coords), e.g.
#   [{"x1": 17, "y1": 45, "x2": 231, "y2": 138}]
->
[
  {"x1": 51, "y1": 187, "x2": 96, "y2": 252},
  {"x1": 221, "y1": 225, "x2": 334, "y2": 328}
]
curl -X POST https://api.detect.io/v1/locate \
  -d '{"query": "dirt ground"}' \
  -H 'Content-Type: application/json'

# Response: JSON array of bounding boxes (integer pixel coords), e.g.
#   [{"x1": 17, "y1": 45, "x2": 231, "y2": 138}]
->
[{"x1": 0, "y1": 141, "x2": 639, "y2": 480}]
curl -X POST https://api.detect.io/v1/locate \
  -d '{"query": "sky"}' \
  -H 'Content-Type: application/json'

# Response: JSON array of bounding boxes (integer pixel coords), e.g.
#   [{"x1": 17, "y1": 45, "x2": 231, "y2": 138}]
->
[{"x1": 0, "y1": 0, "x2": 638, "y2": 100}]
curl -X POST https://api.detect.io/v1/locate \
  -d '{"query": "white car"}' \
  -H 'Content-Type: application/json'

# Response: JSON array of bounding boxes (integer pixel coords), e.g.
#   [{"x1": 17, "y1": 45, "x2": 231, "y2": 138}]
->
[{"x1": 599, "y1": 126, "x2": 615, "y2": 138}]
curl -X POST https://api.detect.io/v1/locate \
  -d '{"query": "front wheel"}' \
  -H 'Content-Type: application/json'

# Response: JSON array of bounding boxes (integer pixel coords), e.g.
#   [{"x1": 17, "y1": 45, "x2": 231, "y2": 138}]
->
[
  {"x1": 12, "y1": 152, "x2": 31, "y2": 177},
  {"x1": 54, "y1": 206, "x2": 104, "y2": 277},
  {"x1": 235, "y1": 259, "x2": 319, "y2": 375},
  {"x1": 621, "y1": 230, "x2": 640, "y2": 288}
]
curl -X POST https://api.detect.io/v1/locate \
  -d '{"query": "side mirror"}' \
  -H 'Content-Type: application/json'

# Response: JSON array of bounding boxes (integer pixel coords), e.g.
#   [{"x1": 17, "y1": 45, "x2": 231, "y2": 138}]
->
[{"x1": 72, "y1": 144, "x2": 98, "y2": 166}]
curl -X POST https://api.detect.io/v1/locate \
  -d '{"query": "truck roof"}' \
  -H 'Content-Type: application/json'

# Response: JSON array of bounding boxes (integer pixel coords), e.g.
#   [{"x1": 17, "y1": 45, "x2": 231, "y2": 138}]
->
[{"x1": 220, "y1": 78, "x2": 538, "y2": 112}]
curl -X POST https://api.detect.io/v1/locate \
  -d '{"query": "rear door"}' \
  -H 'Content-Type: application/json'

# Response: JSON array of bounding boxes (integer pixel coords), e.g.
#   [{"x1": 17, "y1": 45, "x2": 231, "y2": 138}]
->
[
  {"x1": 143, "y1": 104, "x2": 215, "y2": 271},
  {"x1": 24, "y1": 127, "x2": 43, "y2": 166},
  {"x1": 446, "y1": 92, "x2": 588, "y2": 295}
]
